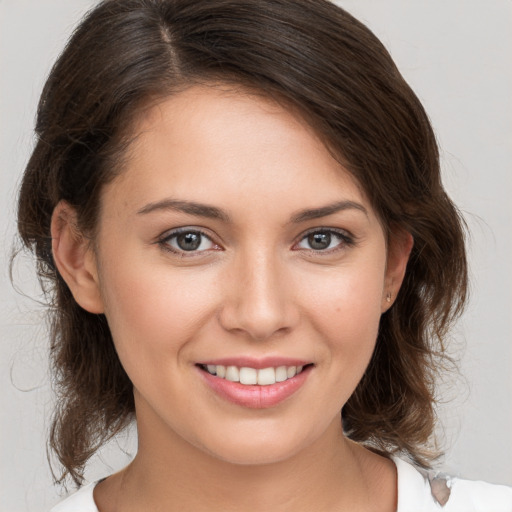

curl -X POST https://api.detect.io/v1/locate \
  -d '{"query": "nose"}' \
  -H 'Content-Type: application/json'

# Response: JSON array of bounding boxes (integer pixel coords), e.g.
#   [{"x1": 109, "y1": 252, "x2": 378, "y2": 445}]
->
[{"x1": 218, "y1": 250, "x2": 300, "y2": 341}]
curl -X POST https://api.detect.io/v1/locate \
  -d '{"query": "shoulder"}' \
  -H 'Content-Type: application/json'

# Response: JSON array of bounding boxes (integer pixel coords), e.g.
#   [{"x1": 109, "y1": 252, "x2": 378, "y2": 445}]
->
[
  {"x1": 50, "y1": 482, "x2": 99, "y2": 512},
  {"x1": 447, "y1": 477, "x2": 512, "y2": 511},
  {"x1": 394, "y1": 457, "x2": 512, "y2": 512}
]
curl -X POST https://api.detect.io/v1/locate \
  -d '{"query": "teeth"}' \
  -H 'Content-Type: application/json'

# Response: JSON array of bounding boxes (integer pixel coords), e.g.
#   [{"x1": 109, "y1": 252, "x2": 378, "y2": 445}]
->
[
  {"x1": 203, "y1": 364, "x2": 307, "y2": 385},
  {"x1": 239, "y1": 367, "x2": 258, "y2": 385},
  {"x1": 275, "y1": 366, "x2": 288, "y2": 382},
  {"x1": 225, "y1": 366, "x2": 239, "y2": 382},
  {"x1": 257, "y1": 367, "x2": 275, "y2": 385}
]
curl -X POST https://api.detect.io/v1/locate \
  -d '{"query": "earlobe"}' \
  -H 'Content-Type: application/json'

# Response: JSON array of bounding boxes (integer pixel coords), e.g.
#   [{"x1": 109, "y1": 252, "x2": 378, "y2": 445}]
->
[
  {"x1": 51, "y1": 201, "x2": 104, "y2": 314},
  {"x1": 382, "y1": 230, "x2": 414, "y2": 311}
]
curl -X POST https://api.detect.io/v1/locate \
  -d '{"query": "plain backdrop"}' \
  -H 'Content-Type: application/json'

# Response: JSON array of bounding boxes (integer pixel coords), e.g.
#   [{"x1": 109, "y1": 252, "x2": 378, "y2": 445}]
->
[{"x1": 1, "y1": 1, "x2": 511, "y2": 510}]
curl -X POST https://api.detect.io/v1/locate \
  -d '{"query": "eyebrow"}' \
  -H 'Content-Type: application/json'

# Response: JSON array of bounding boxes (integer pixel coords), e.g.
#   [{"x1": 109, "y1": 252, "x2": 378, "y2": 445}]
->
[
  {"x1": 137, "y1": 198, "x2": 367, "y2": 223},
  {"x1": 289, "y1": 200, "x2": 368, "y2": 223},
  {"x1": 137, "y1": 199, "x2": 231, "y2": 222}
]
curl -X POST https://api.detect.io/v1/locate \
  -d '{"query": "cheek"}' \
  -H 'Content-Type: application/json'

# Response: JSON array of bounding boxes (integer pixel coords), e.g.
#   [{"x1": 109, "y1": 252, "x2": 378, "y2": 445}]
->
[
  {"x1": 302, "y1": 262, "x2": 385, "y2": 369},
  {"x1": 97, "y1": 254, "x2": 220, "y2": 367}
]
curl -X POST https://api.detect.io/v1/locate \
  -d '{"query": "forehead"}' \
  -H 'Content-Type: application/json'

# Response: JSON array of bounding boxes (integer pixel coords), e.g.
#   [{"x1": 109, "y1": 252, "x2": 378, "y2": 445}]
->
[
  {"x1": 132, "y1": 85, "x2": 334, "y2": 167},
  {"x1": 104, "y1": 85, "x2": 374, "y2": 221}
]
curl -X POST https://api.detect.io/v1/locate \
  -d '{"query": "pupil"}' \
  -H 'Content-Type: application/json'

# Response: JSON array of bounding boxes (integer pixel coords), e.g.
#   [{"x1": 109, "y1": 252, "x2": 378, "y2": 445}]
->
[
  {"x1": 177, "y1": 232, "x2": 201, "y2": 251},
  {"x1": 309, "y1": 232, "x2": 331, "y2": 250}
]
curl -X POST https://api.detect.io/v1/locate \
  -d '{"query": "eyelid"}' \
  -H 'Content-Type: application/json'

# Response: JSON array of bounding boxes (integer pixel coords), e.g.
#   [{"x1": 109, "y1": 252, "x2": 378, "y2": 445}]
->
[
  {"x1": 155, "y1": 226, "x2": 355, "y2": 257},
  {"x1": 293, "y1": 227, "x2": 356, "y2": 252},
  {"x1": 156, "y1": 226, "x2": 222, "y2": 256}
]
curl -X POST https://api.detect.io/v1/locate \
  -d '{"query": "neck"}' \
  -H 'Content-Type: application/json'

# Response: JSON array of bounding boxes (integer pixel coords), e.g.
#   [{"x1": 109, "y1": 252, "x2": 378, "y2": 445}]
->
[{"x1": 95, "y1": 402, "x2": 396, "y2": 512}]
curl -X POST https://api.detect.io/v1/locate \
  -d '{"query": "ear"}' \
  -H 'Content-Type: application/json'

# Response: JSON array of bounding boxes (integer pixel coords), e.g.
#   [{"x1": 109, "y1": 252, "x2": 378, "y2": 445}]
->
[
  {"x1": 51, "y1": 201, "x2": 104, "y2": 314},
  {"x1": 382, "y1": 229, "x2": 414, "y2": 312}
]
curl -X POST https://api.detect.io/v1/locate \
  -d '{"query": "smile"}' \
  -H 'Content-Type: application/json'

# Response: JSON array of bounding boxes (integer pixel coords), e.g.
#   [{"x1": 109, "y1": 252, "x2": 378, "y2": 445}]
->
[
  {"x1": 200, "y1": 364, "x2": 306, "y2": 386},
  {"x1": 197, "y1": 361, "x2": 313, "y2": 408}
]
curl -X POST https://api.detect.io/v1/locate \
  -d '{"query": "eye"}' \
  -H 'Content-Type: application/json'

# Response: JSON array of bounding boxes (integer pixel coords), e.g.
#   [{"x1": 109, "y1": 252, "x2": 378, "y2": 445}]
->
[
  {"x1": 159, "y1": 228, "x2": 218, "y2": 254},
  {"x1": 296, "y1": 229, "x2": 353, "y2": 252}
]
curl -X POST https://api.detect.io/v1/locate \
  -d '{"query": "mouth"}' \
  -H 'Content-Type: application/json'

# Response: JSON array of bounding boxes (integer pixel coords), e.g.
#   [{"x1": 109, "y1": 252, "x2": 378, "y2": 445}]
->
[
  {"x1": 197, "y1": 363, "x2": 311, "y2": 386},
  {"x1": 196, "y1": 362, "x2": 314, "y2": 409}
]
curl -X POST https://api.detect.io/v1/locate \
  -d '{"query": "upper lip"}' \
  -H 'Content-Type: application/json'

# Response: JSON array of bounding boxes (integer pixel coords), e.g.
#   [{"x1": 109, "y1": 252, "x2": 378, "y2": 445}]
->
[{"x1": 196, "y1": 357, "x2": 312, "y2": 369}]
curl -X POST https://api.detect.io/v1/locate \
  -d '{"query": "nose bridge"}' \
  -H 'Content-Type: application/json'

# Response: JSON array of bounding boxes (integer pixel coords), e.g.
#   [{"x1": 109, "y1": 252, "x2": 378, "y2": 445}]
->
[{"x1": 219, "y1": 244, "x2": 297, "y2": 340}]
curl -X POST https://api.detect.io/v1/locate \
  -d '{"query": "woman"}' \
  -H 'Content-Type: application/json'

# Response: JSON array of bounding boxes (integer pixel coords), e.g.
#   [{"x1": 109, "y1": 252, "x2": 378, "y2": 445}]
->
[{"x1": 16, "y1": 0, "x2": 512, "y2": 510}]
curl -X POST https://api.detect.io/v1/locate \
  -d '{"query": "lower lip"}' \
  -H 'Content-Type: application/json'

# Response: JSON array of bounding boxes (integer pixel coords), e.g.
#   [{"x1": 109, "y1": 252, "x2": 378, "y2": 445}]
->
[{"x1": 198, "y1": 366, "x2": 312, "y2": 409}]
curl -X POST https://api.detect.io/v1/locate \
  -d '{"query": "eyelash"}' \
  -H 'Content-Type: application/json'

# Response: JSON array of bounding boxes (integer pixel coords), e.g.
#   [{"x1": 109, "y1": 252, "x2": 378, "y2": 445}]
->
[
  {"x1": 157, "y1": 227, "x2": 355, "y2": 257},
  {"x1": 157, "y1": 227, "x2": 219, "y2": 257},
  {"x1": 294, "y1": 228, "x2": 355, "y2": 254}
]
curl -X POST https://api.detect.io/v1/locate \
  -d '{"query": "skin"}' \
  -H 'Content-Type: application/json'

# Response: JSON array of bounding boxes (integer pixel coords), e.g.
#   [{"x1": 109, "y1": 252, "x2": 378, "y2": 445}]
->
[{"x1": 52, "y1": 85, "x2": 412, "y2": 511}]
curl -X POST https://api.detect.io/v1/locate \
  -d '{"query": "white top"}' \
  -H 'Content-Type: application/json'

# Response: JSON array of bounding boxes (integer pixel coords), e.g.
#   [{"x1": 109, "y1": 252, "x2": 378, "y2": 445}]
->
[{"x1": 50, "y1": 457, "x2": 512, "y2": 511}]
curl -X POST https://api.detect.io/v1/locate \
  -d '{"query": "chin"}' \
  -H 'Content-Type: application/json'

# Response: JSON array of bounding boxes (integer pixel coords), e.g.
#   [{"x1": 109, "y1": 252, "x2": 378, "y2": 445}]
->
[
  {"x1": 193, "y1": 420, "x2": 324, "y2": 467},
  {"x1": 206, "y1": 440, "x2": 301, "y2": 466}
]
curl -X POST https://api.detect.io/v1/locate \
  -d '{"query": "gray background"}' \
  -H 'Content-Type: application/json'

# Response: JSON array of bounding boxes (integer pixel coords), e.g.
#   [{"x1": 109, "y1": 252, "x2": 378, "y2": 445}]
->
[{"x1": 1, "y1": 1, "x2": 511, "y2": 510}]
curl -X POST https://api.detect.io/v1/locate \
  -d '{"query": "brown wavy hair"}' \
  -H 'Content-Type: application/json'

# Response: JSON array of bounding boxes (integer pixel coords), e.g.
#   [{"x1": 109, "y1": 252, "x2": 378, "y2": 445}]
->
[{"x1": 16, "y1": 0, "x2": 467, "y2": 486}]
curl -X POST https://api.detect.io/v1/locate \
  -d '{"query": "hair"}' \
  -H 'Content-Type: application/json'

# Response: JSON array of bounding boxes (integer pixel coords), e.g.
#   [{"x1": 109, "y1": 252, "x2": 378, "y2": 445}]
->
[{"x1": 17, "y1": 0, "x2": 467, "y2": 486}]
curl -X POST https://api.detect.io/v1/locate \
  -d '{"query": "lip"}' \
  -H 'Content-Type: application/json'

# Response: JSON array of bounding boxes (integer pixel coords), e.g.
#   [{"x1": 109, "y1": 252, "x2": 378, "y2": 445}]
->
[
  {"x1": 196, "y1": 356, "x2": 310, "y2": 369},
  {"x1": 197, "y1": 363, "x2": 313, "y2": 409}
]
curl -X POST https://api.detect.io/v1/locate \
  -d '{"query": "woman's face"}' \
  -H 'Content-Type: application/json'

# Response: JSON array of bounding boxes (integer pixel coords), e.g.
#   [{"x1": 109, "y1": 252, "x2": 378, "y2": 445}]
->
[{"x1": 86, "y1": 85, "x2": 408, "y2": 465}]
